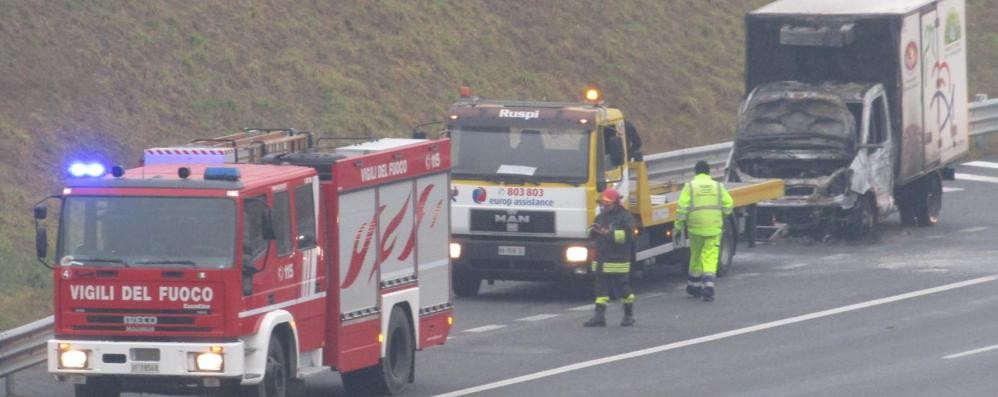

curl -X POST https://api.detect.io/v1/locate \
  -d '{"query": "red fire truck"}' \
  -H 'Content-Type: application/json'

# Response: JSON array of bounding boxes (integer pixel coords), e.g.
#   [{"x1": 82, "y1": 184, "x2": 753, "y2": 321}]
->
[{"x1": 33, "y1": 129, "x2": 453, "y2": 396}]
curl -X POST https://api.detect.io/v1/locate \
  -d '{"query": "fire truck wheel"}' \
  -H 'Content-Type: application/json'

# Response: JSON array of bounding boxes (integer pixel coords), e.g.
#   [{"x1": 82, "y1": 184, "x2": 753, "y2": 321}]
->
[
  {"x1": 244, "y1": 335, "x2": 288, "y2": 397},
  {"x1": 74, "y1": 377, "x2": 121, "y2": 397},
  {"x1": 342, "y1": 306, "x2": 414, "y2": 395}
]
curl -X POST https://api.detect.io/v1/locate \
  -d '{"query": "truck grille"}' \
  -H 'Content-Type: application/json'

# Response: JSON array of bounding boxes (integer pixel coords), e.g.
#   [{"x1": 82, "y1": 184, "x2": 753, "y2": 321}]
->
[{"x1": 470, "y1": 209, "x2": 555, "y2": 234}]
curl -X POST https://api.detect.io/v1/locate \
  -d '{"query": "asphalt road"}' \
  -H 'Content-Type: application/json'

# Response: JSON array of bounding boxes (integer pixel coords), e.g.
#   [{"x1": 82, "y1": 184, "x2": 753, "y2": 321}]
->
[{"x1": 7, "y1": 155, "x2": 998, "y2": 397}]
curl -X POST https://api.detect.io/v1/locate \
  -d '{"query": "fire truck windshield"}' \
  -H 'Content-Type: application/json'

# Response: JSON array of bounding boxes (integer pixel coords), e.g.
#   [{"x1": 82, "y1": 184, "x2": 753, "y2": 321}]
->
[
  {"x1": 57, "y1": 196, "x2": 236, "y2": 268},
  {"x1": 450, "y1": 126, "x2": 590, "y2": 183}
]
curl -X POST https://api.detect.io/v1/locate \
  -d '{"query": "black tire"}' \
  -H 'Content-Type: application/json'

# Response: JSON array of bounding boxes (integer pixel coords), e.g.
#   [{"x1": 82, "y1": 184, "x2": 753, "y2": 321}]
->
[
  {"x1": 716, "y1": 217, "x2": 737, "y2": 277},
  {"x1": 244, "y1": 335, "x2": 288, "y2": 397},
  {"x1": 844, "y1": 195, "x2": 877, "y2": 240},
  {"x1": 915, "y1": 172, "x2": 942, "y2": 227},
  {"x1": 342, "y1": 306, "x2": 414, "y2": 396},
  {"x1": 74, "y1": 378, "x2": 121, "y2": 397},
  {"x1": 452, "y1": 270, "x2": 481, "y2": 297}
]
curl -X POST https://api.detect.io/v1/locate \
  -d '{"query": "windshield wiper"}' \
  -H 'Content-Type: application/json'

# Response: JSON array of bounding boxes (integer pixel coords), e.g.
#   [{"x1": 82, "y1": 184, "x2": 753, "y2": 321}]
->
[
  {"x1": 131, "y1": 260, "x2": 198, "y2": 267},
  {"x1": 71, "y1": 257, "x2": 131, "y2": 267}
]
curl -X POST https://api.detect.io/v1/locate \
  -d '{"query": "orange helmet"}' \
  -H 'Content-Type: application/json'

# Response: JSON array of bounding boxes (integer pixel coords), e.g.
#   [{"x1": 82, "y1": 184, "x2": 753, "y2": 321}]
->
[{"x1": 598, "y1": 188, "x2": 621, "y2": 204}]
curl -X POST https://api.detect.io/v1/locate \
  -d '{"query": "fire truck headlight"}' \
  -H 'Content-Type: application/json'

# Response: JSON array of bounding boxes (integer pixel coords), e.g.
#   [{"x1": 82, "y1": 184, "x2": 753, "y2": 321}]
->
[
  {"x1": 449, "y1": 243, "x2": 462, "y2": 259},
  {"x1": 195, "y1": 351, "x2": 224, "y2": 372},
  {"x1": 565, "y1": 246, "x2": 589, "y2": 263},
  {"x1": 59, "y1": 349, "x2": 89, "y2": 369}
]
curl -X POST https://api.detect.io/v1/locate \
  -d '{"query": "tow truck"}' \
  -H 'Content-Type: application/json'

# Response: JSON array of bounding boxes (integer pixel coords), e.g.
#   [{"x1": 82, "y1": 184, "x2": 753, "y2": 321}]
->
[
  {"x1": 34, "y1": 128, "x2": 453, "y2": 396},
  {"x1": 445, "y1": 86, "x2": 783, "y2": 296}
]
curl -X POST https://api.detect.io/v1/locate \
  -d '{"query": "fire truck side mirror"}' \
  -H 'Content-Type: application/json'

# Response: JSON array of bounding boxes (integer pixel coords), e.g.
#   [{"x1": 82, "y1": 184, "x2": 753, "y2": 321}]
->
[
  {"x1": 34, "y1": 205, "x2": 47, "y2": 220},
  {"x1": 35, "y1": 228, "x2": 48, "y2": 260}
]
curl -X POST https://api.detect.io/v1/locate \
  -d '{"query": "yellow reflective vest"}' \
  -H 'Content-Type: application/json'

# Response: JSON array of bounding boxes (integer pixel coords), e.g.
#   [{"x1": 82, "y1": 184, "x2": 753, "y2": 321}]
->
[{"x1": 676, "y1": 173, "x2": 734, "y2": 236}]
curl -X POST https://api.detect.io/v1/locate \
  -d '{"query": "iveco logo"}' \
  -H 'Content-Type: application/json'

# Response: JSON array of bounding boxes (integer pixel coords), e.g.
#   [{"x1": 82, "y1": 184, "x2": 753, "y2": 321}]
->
[{"x1": 496, "y1": 213, "x2": 530, "y2": 232}]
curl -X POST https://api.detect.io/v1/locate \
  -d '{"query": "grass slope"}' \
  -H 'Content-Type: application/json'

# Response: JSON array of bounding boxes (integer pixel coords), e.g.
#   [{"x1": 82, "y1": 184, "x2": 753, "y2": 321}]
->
[{"x1": 0, "y1": 0, "x2": 995, "y2": 329}]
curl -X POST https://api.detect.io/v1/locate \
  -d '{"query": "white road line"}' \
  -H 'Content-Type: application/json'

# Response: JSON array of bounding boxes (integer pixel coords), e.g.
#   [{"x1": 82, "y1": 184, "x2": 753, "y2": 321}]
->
[
  {"x1": 775, "y1": 263, "x2": 810, "y2": 270},
  {"x1": 568, "y1": 304, "x2": 593, "y2": 311},
  {"x1": 943, "y1": 343, "x2": 998, "y2": 359},
  {"x1": 956, "y1": 173, "x2": 998, "y2": 184},
  {"x1": 517, "y1": 314, "x2": 559, "y2": 322},
  {"x1": 962, "y1": 161, "x2": 998, "y2": 169},
  {"x1": 820, "y1": 254, "x2": 851, "y2": 261},
  {"x1": 957, "y1": 226, "x2": 989, "y2": 234},
  {"x1": 642, "y1": 292, "x2": 666, "y2": 298},
  {"x1": 943, "y1": 187, "x2": 963, "y2": 193},
  {"x1": 433, "y1": 275, "x2": 998, "y2": 397},
  {"x1": 461, "y1": 324, "x2": 506, "y2": 333}
]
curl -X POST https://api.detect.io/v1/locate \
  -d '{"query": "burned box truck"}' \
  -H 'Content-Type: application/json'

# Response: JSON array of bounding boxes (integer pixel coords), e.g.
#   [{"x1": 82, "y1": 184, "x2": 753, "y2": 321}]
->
[{"x1": 727, "y1": 0, "x2": 968, "y2": 237}]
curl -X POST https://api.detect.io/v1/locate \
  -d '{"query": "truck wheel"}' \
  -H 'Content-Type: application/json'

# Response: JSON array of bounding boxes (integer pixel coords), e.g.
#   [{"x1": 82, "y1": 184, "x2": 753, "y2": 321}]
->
[
  {"x1": 716, "y1": 218, "x2": 737, "y2": 277},
  {"x1": 845, "y1": 195, "x2": 876, "y2": 240},
  {"x1": 915, "y1": 172, "x2": 942, "y2": 227},
  {"x1": 244, "y1": 335, "x2": 288, "y2": 397},
  {"x1": 343, "y1": 306, "x2": 414, "y2": 396},
  {"x1": 74, "y1": 378, "x2": 120, "y2": 397},
  {"x1": 452, "y1": 270, "x2": 481, "y2": 297}
]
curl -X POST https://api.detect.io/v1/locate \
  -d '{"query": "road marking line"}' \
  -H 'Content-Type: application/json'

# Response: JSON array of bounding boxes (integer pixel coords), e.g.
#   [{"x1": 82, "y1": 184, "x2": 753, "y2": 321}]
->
[
  {"x1": 775, "y1": 263, "x2": 810, "y2": 270},
  {"x1": 568, "y1": 305, "x2": 593, "y2": 311},
  {"x1": 957, "y1": 226, "x2": 989, "y2": 233},
  {"x1": 642, "y1": 292, "x2": 665, "y2": 298},
  {"x1": 943, "y1": 187, "x2": 963, "y2": 193},
  {"x1": 517, "y1": 314, "x2": 559, "y2": 322},
  {"x1": 963, "y1": 161, "x2": 998, "y2": 169},
  {"x1": 433, "y1": 275, "x2": 998, "y2": 397},
  {"x1": 820, "y1": 254, "x2": 851, "y2": 260},
  {"x1": 461, "y1": 324, "x2": 506, "y2": 333},
  {"x1": 943, "y1": 343, "x2": 998, "y2": 359},
  {"x1": 956, "y1": 173, "x2": 998, "y2": 184}
]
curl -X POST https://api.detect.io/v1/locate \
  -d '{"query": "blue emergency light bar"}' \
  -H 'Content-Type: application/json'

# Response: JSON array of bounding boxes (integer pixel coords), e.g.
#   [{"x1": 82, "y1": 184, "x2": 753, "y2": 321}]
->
[
  {"x1": 204, "y1": 167, "x2": 240, "y2": 181},
  {"x1": 67, "y1": 162, "x2": 106, "y2": 178}
]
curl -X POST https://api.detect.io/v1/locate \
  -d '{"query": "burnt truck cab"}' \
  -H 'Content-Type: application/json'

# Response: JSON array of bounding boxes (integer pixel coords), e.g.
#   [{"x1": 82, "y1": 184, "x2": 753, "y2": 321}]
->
[{"x1": 729, "y1": 81, "x2": 895, "y2": 235}]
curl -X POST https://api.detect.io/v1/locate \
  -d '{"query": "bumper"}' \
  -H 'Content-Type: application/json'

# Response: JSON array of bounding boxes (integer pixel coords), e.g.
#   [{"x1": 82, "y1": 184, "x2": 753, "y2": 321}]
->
[
  {"x1": 756, "y1": 194, "x2": 856, "y2": 230},
  {"x1": 452, "y1": 236, "x2": 590, "y2": 281},
  {"x1": 48, "y1": 339, "x2": 244, "y2": 379}
]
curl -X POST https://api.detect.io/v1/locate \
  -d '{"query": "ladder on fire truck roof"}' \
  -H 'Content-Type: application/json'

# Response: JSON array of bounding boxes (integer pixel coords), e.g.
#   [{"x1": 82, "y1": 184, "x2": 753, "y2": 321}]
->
[{"x1": 144, "y1": 128, "x2": 315, "y2": 165}]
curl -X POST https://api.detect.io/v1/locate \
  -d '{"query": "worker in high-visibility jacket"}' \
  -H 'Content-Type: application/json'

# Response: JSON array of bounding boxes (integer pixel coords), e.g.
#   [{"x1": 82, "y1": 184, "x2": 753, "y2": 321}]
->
[
  {"x1": 676, "y1": 160, "x2": 733, "y2": 302},
  {"x1": 584, "y1": 188, "x2": 639, "y2": 327}
]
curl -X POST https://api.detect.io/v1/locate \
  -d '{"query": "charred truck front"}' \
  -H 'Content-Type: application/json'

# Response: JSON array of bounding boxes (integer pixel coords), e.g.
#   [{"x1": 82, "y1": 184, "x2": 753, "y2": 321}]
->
[{"x1": 729, "y1": 0, "x2": 968, "y2": 237}]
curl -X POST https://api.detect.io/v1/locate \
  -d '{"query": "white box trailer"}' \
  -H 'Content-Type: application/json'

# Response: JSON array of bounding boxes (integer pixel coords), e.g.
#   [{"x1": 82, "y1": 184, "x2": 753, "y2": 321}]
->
[{"x1": 729, "y1": 0, "x2": 968, "y2": 236}]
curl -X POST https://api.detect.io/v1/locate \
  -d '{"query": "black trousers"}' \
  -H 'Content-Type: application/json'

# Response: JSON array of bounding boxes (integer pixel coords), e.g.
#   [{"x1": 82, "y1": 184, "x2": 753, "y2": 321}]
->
[{"x1": 593, "y1": 273, "x2": 634, "y2": 304}]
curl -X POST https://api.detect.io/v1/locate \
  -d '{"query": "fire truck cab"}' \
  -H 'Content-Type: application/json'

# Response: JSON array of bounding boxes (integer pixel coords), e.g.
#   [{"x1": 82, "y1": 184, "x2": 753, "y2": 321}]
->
[{"x1": 35, "y1": 130, "x2": 453, "y2": 396}]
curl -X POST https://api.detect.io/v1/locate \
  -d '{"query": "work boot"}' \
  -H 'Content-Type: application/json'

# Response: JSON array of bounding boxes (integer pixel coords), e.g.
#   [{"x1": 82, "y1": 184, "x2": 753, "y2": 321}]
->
[
  {"x1": 686, "y1": 285, "x2": 702, "y2": 298},
  {"x1": 702, "y1": 286, "x2": 714, "y2": 302},
  {"x1": 583, "y1": 304, "x2": 607, "y2": 327},
  {"x1": 620, "y1": 303, "x2": 635, "y2": 327}
]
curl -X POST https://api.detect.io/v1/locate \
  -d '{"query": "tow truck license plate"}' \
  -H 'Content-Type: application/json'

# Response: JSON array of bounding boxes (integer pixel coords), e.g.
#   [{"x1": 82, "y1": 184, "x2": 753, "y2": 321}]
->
[
  {"x1": 498, "y1": 246, "x2": 525, "y2": 256},
  {"x1": 131, "y1": 362, "x2": 159, "y2": 374}
]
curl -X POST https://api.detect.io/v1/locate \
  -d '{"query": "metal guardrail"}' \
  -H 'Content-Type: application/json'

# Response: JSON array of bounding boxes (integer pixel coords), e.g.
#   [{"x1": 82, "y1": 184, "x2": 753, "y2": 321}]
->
[
  {"x1": 3, "y1": 97, "x2": 998, "y2": 395},
  {"x1": 1, "y1": 316, "x2": 52, "y2": 395}
]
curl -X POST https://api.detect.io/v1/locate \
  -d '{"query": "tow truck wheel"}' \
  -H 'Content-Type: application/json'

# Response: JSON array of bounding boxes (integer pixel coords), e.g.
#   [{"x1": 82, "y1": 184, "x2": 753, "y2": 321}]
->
[
  {"x1": 716, "y1": 217, "x2": 737, "y2": 277},
  {"x1": 74, "y1": 377, "x2": 121, "y2": 397},
  {"x1": 452, "y1": 270, "x2": 481, "y2": 297},
  {"x1": 244, "y1": 335, "x2": 288, "y2": 397},
  {"x1": 342, "y1": 306, "x2": 414, "y2": 396}
]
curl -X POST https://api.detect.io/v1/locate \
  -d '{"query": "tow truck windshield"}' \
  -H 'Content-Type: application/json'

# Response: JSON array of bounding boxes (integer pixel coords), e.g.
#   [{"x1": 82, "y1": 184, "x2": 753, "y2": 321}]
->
[
  {"x1": 450, "y1": 125, "x2": 590, "y2": 183},
  {"x1": 57, "y1": 196, "x2": 236, "y2": 268}
]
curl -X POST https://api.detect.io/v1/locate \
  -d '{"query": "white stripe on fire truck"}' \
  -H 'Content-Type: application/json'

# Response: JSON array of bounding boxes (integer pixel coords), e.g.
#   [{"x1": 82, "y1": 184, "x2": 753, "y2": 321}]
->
[{"x1": 238, "y1": 292, "x2": 327, "y2": 318}]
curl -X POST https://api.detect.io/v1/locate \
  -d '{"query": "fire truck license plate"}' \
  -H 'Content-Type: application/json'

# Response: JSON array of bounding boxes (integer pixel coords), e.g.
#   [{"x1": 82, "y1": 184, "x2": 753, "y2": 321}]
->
[
  {"x1": 131, "y1": 362, "x2": 159, "y2": 374},
  {"x1": 498, "y1": 246, "x2": 525, "y2": 256}
]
